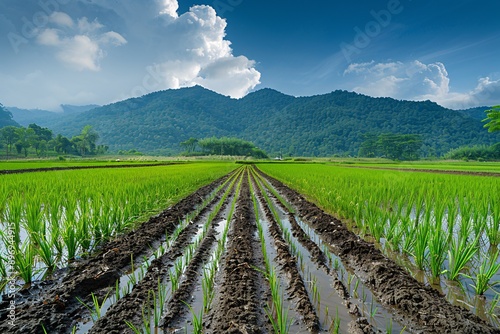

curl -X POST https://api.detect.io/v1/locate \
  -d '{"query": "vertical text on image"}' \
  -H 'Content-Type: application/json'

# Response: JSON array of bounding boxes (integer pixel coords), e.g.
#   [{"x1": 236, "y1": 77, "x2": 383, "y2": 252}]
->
[{"x1": 5, "y1": 221, "x2": 17, "y2": 327}]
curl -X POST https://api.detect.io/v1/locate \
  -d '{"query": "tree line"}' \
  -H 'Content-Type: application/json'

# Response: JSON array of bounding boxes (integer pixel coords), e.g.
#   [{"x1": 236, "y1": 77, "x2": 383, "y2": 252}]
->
[
  {"x1": 0, "y1": 124, "x2": 106, "y2": 158},
  {"x1": 445, "y1": 106, "x2": 500, "y2": 161},
  {"x1": 180, "y1": 137, "x2": 268, "y2": 158},
  {"x1": 358, "y1": 133, "x2": 423, "y2": 160}
]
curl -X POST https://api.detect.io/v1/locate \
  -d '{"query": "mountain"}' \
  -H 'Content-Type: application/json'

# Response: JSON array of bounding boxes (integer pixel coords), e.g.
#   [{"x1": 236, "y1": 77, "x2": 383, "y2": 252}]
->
[
  {"x1": 17, "y1": 86, "x2": 500, "y2": 157},
  {"x1": 0, "y1": 103, "x2": 19, "y2": 128},
  {"x1": 61, "y1": 104, "x2": 100, "y2": 114},
  {"x1": 8, "y1": 104, "x2": 100, "y2": 127},
  {"x1": 458, "y1": 106, "x2": 490, "y2": 121}
]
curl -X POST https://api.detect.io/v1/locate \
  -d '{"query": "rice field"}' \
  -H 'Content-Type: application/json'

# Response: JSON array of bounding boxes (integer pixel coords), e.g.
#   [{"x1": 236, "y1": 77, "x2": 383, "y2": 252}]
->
[
  {"x1": 0, "y1": 160, "x2": 171, "y2": 171},
  {"x1": 1, "y1": 161, "x2": 499, "y2": 333},
  {"x1": 0, "y1": 162, "x2": 236, "y2": 287},
  {"x1": 259, "y1": 162, "x2": 500, "y2": 325}
]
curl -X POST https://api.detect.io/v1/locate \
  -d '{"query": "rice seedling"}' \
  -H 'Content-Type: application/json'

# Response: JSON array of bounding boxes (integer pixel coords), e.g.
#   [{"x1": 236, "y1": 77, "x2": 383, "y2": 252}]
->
[
  {"x1": 446, "y1": 234, "x2": 479, "y2": 281},
  {"x1": 369, "y1": 299, "x2": 378, "y2": 318},
  {"x1": 428, "y1": 221, "x2": 448, "y2": 283},
  {"x1": 182, "y1": 301, "x2": 203, "y2": 334},
  {"x1": 32, "y1": 233, "x2": 56, "y2": 273},
  {"x1": 385, "y1": 318, "x2": 393, "y2": 334},
  {"x1": 486, "y1": 200, "x2": 500, "y2": 247},
  {"x1": 353, "y1": 278, "x2": 360, "y2": 298},
  {"x1": 487, "y1": 293, "x2": 500, "y2": 317},
  {"x1": 170, "y1": 270, "x2": 180, "y2": 293},
  {"x1": 0, "y1": 254, "x2": 6, "y2": 279},
  {"x1": 14, "y1": 242, "x2": 35, "y2": 284},
  {"x1": 465, "y1": 250, "x2": 500, "y2": 295},
  {"x1": 76, "y1": 289, "x2": 112, "y2": 321},
  {"x1": 329, "y1": 307, "x2": 340, "y2": 334},
  {"x1": 125, "y1": 303, "x2": 152, "y2": 334},
  {"x1": 124, "y1": 321, "x2": 142, "y2": 334},
  {"x1": 265, "y1": 268, "x2": 291, "y2": 334},
  {"x1": 412, "y1": 222, "x2": 429, "y2": 271},
  {"x1": 114, "y1": 279, "x2": 121, "y2": 302}
]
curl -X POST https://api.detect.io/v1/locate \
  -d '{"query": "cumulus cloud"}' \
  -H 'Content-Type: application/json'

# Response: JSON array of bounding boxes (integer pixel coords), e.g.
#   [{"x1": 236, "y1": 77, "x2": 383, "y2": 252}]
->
[
  {"x1": 49, "y1": 12, "x2": 74, "y2": 28},
  {"x1": 159, "y1": 0, "x2": 179, "y2": 18},
  {"x1": 145, "y1": 3, "x2": 261, "y2": 98},
  {"x1": 194, "y1": 56, "x2": 261, "y2": 98},
  {"x1": 37, "y1": 12, "x2": 126, "y2": 71},
  {"x1": 343, "y1": 60, "x2": 500, "y2": 109},
  {"x1": 1, "y1": 0, "x2": 260, "y2": 109}
]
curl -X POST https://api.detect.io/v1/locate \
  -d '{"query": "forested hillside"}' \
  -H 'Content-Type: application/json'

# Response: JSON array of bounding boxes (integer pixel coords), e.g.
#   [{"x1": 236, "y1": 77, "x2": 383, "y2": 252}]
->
[
  {"x1": 0, "y1": 103, "x2": 19, "y2": 128},
  {"x1": 458, "y1": 106, "x2": 490, "y2": 121},
  {"x1": 8, "y1": 87, "x2": 500, "y2": 157}
]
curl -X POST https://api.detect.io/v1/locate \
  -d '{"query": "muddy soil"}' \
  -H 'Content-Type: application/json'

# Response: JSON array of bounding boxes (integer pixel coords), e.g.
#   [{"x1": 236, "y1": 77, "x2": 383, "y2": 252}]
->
[
  {"x1": 205, "y1": 172, "x2": 269, "y2": 334},
  {"x1": 253, "y1": 179, "x2": 320, "y2": 332},
  {"x1": 252, "y1": 173, "x2": 374, "y2": 333}
]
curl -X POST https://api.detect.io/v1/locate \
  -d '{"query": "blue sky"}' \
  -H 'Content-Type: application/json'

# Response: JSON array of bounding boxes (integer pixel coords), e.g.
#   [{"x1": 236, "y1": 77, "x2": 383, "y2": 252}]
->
[{"x1": 0, "y1": 0, "x2": 499, "y2": 110}]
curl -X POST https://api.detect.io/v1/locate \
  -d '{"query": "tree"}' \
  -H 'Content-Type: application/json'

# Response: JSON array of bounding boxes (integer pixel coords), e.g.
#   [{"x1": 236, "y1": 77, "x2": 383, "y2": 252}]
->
[
  {"x1": 359, "y1": 133, "x2": 423, "y2": 160},
  {"x1": 197, "y1": 137, "x2": 268, "y2": 158},
  {"x1": 71, "y1": 136, "x2": 85, "y2": 156},
  {"x1": 0, "y1": 126, "x2": 19, "y2": 157},
  {"x1": 73, "y1": 125, "x2": 100, "y2": 156},
  {"x1": 358, "y1": 133, "x2": 378, "y2": 157},
  {"x1": 28, "y1": 123, "x2": 53, "y2": 141},
  {"x1": 377, "y1": 134, "x2": 423, "y2": 160},
  {"x1": 15, "y1": 127, "x2": 36, "y2": 157},
  {"x1": 180, "y1": 137, "x2": 199, "y2": 153},
  {"x1": 484, "y1": 106, "x2": 500, "y2": 132},
  {"x1": 52, "y1": 134, "x2": 73, "y2": 154}
]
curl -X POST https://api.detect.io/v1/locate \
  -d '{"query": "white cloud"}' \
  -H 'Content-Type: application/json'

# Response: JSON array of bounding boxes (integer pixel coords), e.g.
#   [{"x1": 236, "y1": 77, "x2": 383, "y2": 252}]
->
[
  {"x1": 159, "y1": 0, "x2": 179, "y2": 18},
  {"x1": 37, "y1": 29, "x2": 61, "y2": 46},
  {"x1": 194, "y1": 56, "x2": 261, "y2": 98},
  {"x1": 77, "y1": 17, "x2": 104, "y2": 33},
  {"x1": 37, "y1": 14, "x2": 126, "y2": 71},
  {"x1": 149, "y1": 3, "x2": 260, "y2": 98},
  {"x1": 57, "y1": 35, "x2": 103, "y2": 72},
  {"x1": 100, "y1": 31, "x2": 128, "y2": 46},
  {"x1": 1, "y1": 0, "x2": 260, "y2": 109},
  {"x1": 343, "y1": 60, "x2": 500, "y2": 109},
  {"x1": 49, "y1": 12, "x2": 74, "y2": 28}
]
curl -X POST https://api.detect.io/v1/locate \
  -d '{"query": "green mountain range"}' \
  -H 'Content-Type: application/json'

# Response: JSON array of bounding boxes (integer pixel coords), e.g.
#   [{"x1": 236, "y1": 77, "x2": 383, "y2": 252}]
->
[{"x1": 6, "y1": 87, "x2": 500, "y2": 157}]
